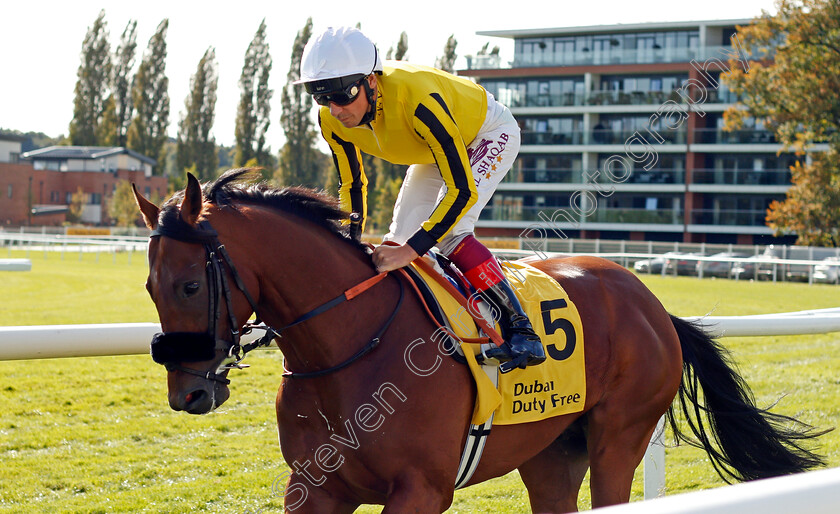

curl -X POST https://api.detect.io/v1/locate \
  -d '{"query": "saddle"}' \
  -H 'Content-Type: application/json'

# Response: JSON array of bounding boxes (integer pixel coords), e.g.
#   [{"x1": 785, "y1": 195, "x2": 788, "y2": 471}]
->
[{"x1": 404, "y1": 253, "x2": 588, "y2": 426}]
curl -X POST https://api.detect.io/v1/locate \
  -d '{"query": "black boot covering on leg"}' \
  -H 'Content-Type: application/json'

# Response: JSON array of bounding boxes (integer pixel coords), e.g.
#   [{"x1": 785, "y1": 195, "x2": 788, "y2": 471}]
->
[{"x1": 479, "y1": 278, "x2": 546, "y2": 372}]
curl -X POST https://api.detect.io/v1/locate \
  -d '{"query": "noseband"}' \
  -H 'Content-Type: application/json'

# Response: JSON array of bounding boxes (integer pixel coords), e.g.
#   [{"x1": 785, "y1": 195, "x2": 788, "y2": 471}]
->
[{"x1": 149, "y1": 218, "x2": 402, "y2": 384}]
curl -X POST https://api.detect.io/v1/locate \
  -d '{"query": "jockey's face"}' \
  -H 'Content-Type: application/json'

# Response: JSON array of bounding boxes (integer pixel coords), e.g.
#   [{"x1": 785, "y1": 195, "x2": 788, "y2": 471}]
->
[{"x1": 328, "y1": 75, "x2": 377, "y2": 128}]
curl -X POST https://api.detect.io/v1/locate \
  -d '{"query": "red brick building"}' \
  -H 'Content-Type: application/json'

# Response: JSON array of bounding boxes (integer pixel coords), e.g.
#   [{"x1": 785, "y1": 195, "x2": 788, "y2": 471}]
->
[{"x1": 0, "y1": 139, "x2": 167, "y2": 227}]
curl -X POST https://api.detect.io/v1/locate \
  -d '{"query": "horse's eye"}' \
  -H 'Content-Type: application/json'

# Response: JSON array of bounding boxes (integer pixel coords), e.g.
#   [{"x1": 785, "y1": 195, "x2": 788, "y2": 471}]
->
[{"x1": 183, "y1": 281, "x2": 201, "y2": 297}]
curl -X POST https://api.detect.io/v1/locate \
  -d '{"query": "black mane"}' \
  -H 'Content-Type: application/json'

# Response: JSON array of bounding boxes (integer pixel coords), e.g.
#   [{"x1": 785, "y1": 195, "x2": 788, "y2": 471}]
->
[{"x1": 158, "y1": 168, "x2": 364, "y2": 249}]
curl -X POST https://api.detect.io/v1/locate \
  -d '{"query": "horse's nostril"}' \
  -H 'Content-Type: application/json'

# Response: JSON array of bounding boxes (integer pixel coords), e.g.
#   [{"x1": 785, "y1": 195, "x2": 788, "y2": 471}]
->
[{"x1": 185, "y1": 390, "x2": 204, "y2": 405}]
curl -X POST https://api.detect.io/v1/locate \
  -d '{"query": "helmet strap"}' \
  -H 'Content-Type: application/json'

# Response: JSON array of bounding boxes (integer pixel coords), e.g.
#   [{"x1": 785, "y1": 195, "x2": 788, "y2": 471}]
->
[{"x1": 359, "y1": 77, "x2": 378, "y2": 126}]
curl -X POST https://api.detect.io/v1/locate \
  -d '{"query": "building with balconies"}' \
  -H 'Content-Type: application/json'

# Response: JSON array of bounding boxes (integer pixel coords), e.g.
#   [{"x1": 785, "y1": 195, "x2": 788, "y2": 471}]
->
[{"x1": 461, "y1": 19, "x2": 822, "y2": 244}]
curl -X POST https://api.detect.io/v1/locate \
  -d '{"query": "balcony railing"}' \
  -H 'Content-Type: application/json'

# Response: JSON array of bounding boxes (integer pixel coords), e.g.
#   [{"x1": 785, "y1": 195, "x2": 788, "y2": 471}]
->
[
  {"x1": 500, "y1": 87, "x2": 739, "y2": 109},
  {"x1": 510, "y1": 45, "x2": 745, "y2": 68},
  {"x1": 504, "y1": 168, "x2": 579, "y2": 183},
  {"x1": 690, "y1": 209, "x2": 767, "y2": 226},
  {"x1": 505, "y1": 168, "x2": 685, "y2": 185},
  {"x1": 521, "y1": 130, "x2": 585, "y2": 145},
  {"x1": 593, "y1": 128, "x2": 686, "y2": 145},
  {"x1": 480, "y1": 206, "x2": 683, "y2": 225},
  {"x1": 703, "y1": 89, "x2": 740, "y2": 104},
  {"x1": 520, "y1": 128, "x2": 687, "y2": 146},
  {"x1": 691, "y1": 168, "x2": 791, "y2": 186},
  {"x1": 626, "y1": 169, "x2": 685, "y2": 184},
  {"x1": 505, "y1": 92, "x2": 586, "y2": 108},
  {"x1": 692, "y1": 128, "x2": 777, "y2": 145},
  {"x1": 586, "y1": 89, "x2": 682, "y2": 106}
]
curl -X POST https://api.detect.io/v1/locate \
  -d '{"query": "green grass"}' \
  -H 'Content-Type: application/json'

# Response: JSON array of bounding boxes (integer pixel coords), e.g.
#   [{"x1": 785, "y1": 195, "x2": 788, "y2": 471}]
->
[
  {"x1": 0, "y1": 250, "x2": 156, "y2": 325},
  {"x1": 1, "y1": 251, "x2": 839, "y2": 512}
]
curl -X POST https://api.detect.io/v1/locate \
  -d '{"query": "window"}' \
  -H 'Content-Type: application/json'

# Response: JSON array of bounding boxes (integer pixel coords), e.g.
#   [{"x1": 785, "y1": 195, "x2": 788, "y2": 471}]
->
[{"x1": 7, "y1": 185, "x2": 12, "y2": 199}]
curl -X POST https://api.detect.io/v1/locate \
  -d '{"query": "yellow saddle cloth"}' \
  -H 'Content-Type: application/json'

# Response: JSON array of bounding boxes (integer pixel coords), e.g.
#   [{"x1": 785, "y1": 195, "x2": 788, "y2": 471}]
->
[{"x1": 410, "y1": 259, "x2": 587, "y2": 426}]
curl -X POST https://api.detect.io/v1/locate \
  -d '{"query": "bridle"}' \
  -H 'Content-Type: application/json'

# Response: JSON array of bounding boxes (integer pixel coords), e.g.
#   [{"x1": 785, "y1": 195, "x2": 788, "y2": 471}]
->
[{"x1": 148, "y1": 218, "x2": 402, "y2": 384}]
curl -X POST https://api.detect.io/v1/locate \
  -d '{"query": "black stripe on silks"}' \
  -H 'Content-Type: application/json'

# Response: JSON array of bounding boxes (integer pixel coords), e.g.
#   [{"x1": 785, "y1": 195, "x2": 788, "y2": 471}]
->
[
  {"x1": 406, "y1": 229, "x2": 438, "y2": 256},
  {"x1": 430, "y1": 93, "x2": 454, "y2": 122},
  {"x1": 414, "y1": 103, "x2": 472, "y2": 241},
  {"x1": 330, "y1": 133, "x2": 365, "y2": 214}
]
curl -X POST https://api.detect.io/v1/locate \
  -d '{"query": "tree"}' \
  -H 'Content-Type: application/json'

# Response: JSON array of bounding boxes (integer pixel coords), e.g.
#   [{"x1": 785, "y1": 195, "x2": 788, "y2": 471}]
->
[
  {"x1": 435, "y1": 34, "x2": 458, "y2": 73},
  {"x1": 387, "y1": 32, "x2": 409, "y2": 61},
  {"x1": 766, "y1": 151, "x2": 840, "y2": 246},
  {"x1": 96, "y1": 95, "x2": 118, "y2": 146},
  {"x1": 235, "y1": 19, "x2": 274, "y2": 173},
  {"x1": 108, "y1": 180, "x2": 142, "y2": 226},
  {"x1": 69, "y1": 10, "x2": 111, "y2": 146},
  {"x1": 127, "y1": 19, "x2": 170, "y2": 172},
  {"x1": 477, "y1": 41, "x2": 500, "y2": 56},
  {"x1": 176, "y1": 47, "x2": 219, "y2": 181},
  {"x1": 395, "y1": 32, "x2": 409, "y2": 61},
  {"x1": 371, "y1": 174, "x2": 404, "y2": 233},
  {"x1": 67, "y1": 188, "x2": 87, "y2": 224},
  {"x1": 112, "y1": 20, "x2": 138, "y2": 147},
  {"x1": 277, "y1": 18, "x2": 327, "y2": 188},
  {"x1": 723, "y1": 0, "x2": 840, "y2": 246}
]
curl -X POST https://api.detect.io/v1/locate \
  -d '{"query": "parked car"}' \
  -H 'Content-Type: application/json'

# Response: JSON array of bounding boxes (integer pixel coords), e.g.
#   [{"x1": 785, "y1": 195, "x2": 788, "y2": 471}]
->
[
  {"x1": 634, "y1": 256, "x2": 667, "y2": 274},
  {"x1": 666, "y1": 252, "x2": 710, "y2": 276},
  {"x1": 634, "y1": 252, "x2": 685, "y2": 274},
  {"x1": 729, "y1": 259, "x2": 760, "y2": 280},
  {"x1": 697, "y1": 252, "x2": 753, "y2": 278},
  {"x1": 755, "y1": 245, "x2": 840, "y2": 281},
  {"x1": 814, "y1": 256, "x2": 840, "y2": 284}
]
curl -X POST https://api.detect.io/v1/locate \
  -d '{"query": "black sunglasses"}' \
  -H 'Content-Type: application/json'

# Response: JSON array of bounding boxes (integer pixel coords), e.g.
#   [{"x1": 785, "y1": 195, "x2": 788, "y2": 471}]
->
[{"x1": 313, "y1": 79, "x2": 365, "y2": 107}]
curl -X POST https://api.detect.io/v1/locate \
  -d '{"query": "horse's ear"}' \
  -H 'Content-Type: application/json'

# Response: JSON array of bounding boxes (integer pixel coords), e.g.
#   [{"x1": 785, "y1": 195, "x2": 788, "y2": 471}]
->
[
  {"x1": 132, "y1": 183, "x2": 159, "y2": 230},
  {"x1": 180, "y1": 173, "x2": 203, "y2": 226}
]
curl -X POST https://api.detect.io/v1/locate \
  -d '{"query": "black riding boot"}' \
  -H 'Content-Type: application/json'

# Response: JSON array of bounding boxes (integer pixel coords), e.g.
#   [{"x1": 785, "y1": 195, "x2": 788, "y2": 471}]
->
[{"x1": 480, "y1": 279, "x2": 546, "y2": 372}]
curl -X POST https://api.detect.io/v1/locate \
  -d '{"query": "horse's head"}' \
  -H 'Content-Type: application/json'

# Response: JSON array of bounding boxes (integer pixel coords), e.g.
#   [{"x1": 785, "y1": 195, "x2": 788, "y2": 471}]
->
[
  {"x1": 135, "y1": 168, "x2": 375, "y2": 414},
  {"x1": 134, "y1": 172, "x2": 251, "y2": 414}
]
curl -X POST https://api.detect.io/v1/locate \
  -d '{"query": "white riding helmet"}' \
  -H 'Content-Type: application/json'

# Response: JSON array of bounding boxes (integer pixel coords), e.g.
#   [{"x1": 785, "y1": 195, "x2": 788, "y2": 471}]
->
[{"x1": 296, "y1": 26, "x2": 383, "y2": 95}]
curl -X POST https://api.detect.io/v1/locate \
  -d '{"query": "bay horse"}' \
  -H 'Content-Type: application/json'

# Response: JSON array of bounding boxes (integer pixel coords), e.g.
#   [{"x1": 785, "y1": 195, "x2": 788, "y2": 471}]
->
[{"x1": 134, "y1": 169, "x2": 825, "y2": 513}]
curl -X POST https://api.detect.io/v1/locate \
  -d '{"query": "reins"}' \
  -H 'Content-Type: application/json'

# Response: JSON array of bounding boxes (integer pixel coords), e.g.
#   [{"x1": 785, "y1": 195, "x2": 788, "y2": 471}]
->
[{"x1": 281, "y1": 273, "x2": 403, "y2": 379}]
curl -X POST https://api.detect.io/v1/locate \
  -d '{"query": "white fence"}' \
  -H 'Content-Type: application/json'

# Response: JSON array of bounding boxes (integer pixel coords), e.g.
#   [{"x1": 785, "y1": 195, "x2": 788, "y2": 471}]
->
[
  {"x1": 495, "y1": 249, "x2": 840, "y2": 285},
  {"x1": 0, "y1": 258, "x2": 31, "y2": 271},
  {"x1": 4, "y1": 308, "x2": 836, "y2": 359},
  {"x1": 0, "y1": 232, "x2": 147, "y2": 253},
  {"x1": 595, "y1": 466, "x2": 840, "y2": 513},
  {"x1": 0, "y1": 323, "x2": 266, "y2": 361}
]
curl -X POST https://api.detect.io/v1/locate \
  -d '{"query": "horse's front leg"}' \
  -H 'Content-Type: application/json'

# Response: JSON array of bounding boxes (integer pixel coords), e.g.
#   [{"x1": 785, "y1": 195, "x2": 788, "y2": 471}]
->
[
  {"x1": 280, "y1": 474, "x2": 358, "y2": 514},
  {"x1": 382, "y1": 471, "x2": 454, "y2": 514}
]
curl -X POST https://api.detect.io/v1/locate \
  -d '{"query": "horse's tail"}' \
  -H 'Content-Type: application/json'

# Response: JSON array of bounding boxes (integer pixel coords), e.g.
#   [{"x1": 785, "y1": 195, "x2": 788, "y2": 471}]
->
[{"x1": 665, "y1": 314, "x2": 829, "y2": 483}]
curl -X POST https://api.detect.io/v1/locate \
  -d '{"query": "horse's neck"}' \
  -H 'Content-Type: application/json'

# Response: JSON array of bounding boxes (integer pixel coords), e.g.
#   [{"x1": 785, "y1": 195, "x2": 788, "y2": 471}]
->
[{"x1": 225, "y1": 208, "x2": 382, "y2": 372}]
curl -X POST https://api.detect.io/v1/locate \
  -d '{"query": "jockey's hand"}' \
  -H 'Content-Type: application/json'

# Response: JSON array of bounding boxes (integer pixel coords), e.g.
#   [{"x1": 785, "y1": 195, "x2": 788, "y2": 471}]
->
[{"x1": 372, "y1": 244, "x2": 420, "y2": 273}]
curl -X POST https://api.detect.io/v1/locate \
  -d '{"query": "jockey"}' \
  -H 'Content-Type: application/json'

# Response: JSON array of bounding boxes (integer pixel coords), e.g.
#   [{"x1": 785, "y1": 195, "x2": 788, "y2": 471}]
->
[{"x1": 296, "y1": 26, "x2": 545, "y2": 372}]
